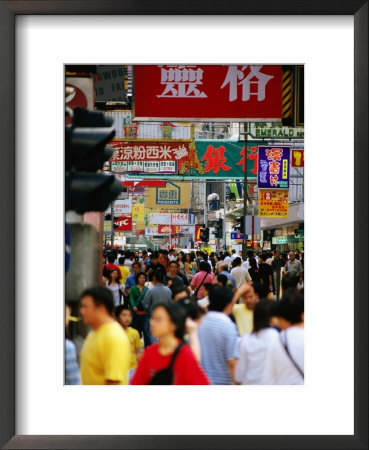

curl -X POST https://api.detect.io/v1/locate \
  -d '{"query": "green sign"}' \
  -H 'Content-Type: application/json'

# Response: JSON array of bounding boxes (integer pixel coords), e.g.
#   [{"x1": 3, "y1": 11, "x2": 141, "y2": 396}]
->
[{"x1": 249, "y1": 122, "x2": 304, "y2": 139}]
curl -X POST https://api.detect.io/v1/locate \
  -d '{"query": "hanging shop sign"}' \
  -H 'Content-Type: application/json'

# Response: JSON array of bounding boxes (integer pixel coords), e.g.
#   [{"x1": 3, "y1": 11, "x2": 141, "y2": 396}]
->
[
  {"x1": 258, "y1": 146, "x2": 290, "y2": 189},
  {"x1": 158, "y1": 225, "x2": 183, "y2": 234},
  {"x1": 145, "y1": 182, "x2": 190, "y2": 208},
  {"x1": 122, "y1": 179, "x2": 166, "y2": 187},
  {"x1": 249, "y1": 122, "x2": 304, "y2": 139},
  {"x1": 291, "y1": 149, "x2": 304, "y2": 167},
  {"x1": 134, "y1": 65, "x2": 283, "y2": 122},
  {"x1": 258, "y1": 189, "x2": 289, "y2": 218},
  {"x1": 149, "y1": 213, "x2": 172, "y2": 225},
  {"x1": 113, "y1": 199, "x2": 132, "y2": 215},
  {"x1": 114, "y1": 215, "x2": 132, "y2": 231},
  {"x1": 95, "y1": 65, "x2": 127, "y2": 102}
]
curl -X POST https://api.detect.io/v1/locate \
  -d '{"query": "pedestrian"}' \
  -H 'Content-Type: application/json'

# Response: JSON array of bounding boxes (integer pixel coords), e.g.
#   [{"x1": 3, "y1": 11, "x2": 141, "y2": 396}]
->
[
  {"x1": 176, "y1": 251, "x2": 185, "y2": 272},
  {"x1": 230, "y1": 249, "x2": 237, "y2": 261},
  {"x1": 79, "y1": 286, "x2": 130, "y2": 385},
  {"x1": 230, "y1": 257, "x2": 252, "y2": 288},
  {"x1": 262, "y1": 289, "x2": 304, "y2": 385},
  {"x1": 258, "y1": 253, "x2": 273, "y2": 294},
  {"x1": 142, "y1": 270, "x2": 172, "y2": 316},
  {"x1": 164, "y1": 261, "x2": 185, "y2": 293},
  {"x1": 190, "y1": 261, "x2": 214, "y2": 300},
  {"x1": 115, "y1": 305, "x2": 144, "y2": 381},
  {"x1": 284, "y1": 251, "x2": 303, "y2": 284},
  {"x1": 118, "y1": 256, "x2": 131, "y2": 287},
  {"x1": 130, "y1": 303, "x2": 210, "y2": 385},
  {"x1": 198, "y1": 285, "x2": 240, "y2": 385},
  {"x1": 197, "y1": 283, "x2": 212, "y2": 310},
  {"x1": 242, "y1": 250, "x2": 254, "y2": 271},
  {"x1": 232, "y1": 282, "x2": 259, "y2": 336},
  {"x1": 271, "y1": 250, "x2": 285, "y2": 300},
  {"x1": 129, "y1": 271, "x2": 151, "y2": 347},
  {"x1": 145, "y1": 251, "x2": 166, "y2": 281},
  {"x1": 184, "y1": 253, "x2": 195, "y2": 282},
  {"x1": 106, "y1": 268, "x2": 124, "y2": 307},
  {"x1": 124, "y1": 261, "x2": 143, "y2": 297},
  {"x1": 248, "y1": 257, "x2": 261, "y2": 283},
  {"x1": 65, "y1": 303, "x2": 81, "y2": 385},
  {"x1": 235, "y1": 298, "x2": 278, "y2": 385},
  {"x1": 217, "y1": 262, "x2": 237, "y2": 289},
  {"x1": 104, "y1": 253, "x2": 122, "y2": 282},
  {"x1": 158, "y1": 249, "x2": 170, "y2": 272},
  {"x1": 175, "y1": 261, "x2": 189, "y2": 286},
  {"x1": 223, "y1": 251, "x2": 232, "y2": 269}
]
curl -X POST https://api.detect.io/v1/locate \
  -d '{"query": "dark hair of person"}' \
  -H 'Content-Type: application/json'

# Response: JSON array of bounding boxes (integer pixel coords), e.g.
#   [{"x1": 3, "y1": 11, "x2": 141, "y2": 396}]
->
[
  {"x1": 252, "y1": 282, "x2": 270, "y2": 300},
  {"x1": 135, "y1": 272, "x2": 147, "y2": 284},
  {"x1": 202, "y1": 283, "x2": 213, "y2": 294},
  {"x1": 216, "y1": 273, "x2": 229, "y2": 288},
  {"x1": 171, "y1": 286, "x2": 189, "y2": 300},
  {"x1": 108, "y1": 268, "x2": 119, "y2": 285},
  {"x1": 177, "y1": 251, "x2": 185, "y2": 262},
  {"x1": 224, "y1": 251, "x2": 230, "y2": 257},
  {"x1": 151, "y1": 252, "x2": 159, "y2": 259},
  {"x1": 185, "y1": 253, "x2": 192, "y2": 262},
  {"x1": 272, "y1": 289, "x2": 304, "y2": 324},
  {"x1": 118, "y1": 256, "x2": 125, "y2": 265},
  {"x1": 115, "y1": 304, "x2": 131, "y2": 318},
  {"x1": 178, "y1": 297, "x2": 205, "y2": 321},
  {"x1": 253, "y1": 298, "x2": 275, "y2": 333},
  {"x1": 249, "y1": 257, "x2": 258, "y2": 270},
  {"x1": 247, "y1": 250, "x2": 254, "y2": 258},
  {"x1": 132, "y1": 261, "x2": 141, "y2": 269},
  {"x1": 80, "y1": 286, "x2": 115, "y2": 315},
  {"x1": 282, "y1": 272, "x2": 300, "y2": 291},
  {"x1": 152, "y1": 269, "x2": 165, "y2": 283},
  {"x1": 202, "y1": 253, "x2": 209, "y2": 261},
  {"x1": 208, "y1": 285, "x2": 234, "y2": 312},
  {"x1": 107, "y1": 253, "x2": 116, "y2": 264},
  {"x1": 232, "y1": 257, "x2": 242, "y2": 268},
  {"x1": 259, "y1": 253, "x2": 268, "y2": 262},
  {"x1": 199, "y1": 260, "x2": 211, "y2": 273},
  {"x1": 152, "y1": 302, "x2": 187, "y2": 340},
  {"x1": 169, "y1": 260, "x2": 179, "y2": 268}
]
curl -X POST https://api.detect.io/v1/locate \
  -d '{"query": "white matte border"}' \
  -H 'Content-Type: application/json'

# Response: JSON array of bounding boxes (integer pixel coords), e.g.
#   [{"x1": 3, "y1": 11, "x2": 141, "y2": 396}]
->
[{"x1": 16, "y1": 16, "x2": 354, "y2": 435}]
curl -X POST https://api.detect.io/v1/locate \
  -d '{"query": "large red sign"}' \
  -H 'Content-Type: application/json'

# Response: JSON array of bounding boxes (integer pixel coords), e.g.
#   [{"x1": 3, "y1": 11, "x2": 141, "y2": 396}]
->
[
  {"x1": 114, "y1": 215, "x2": 132, "y2": 231},
  {"x1": 134, "y1": 65, "x2": 282, "y2": 121},
  {"x1": 122, "y1": 179, "x2": 166, "y2": 187}
]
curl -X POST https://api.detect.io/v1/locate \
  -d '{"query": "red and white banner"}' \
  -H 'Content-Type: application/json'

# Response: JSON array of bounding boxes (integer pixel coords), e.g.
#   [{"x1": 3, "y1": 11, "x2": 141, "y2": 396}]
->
[
  {"x1": 122, "y1": 179, "x2": 166, "y2": 187},
  {"x1": 114, "y1": 215, "x2": 132, "y2": 231},
  {"x1": 114, "y1": 199, "x2": 132, "y2": 215},
  {"x1": 134, "y1": 65, "x2": 282, "y2": 121},
  {"x1": 158, "y1": 225, "x2": 183, "y2": 234}
]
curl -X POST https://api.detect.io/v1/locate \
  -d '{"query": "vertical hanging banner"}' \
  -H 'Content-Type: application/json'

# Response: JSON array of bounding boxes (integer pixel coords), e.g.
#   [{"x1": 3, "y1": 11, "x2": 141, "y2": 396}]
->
[
  {"x1": 258, "y1": 189, "x2": 289, "y2": 218},
  {"x1": 291, "y1": 149, "x2": 304, "y2": 167},
  {"x1": 134, "y1": 65, "x2": 283, "y2": 121},
  {"x1": 258, "y1": 146, "x2": 290, "y2": 189}
]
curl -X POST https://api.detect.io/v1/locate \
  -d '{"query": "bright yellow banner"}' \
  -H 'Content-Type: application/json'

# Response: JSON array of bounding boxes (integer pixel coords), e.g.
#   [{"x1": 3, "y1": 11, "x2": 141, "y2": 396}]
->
[
  {"x1": 258, "y1": 189, "x2": 289, "y2": 218},
  {"x1": 145, "y1": 181, "x2": 190, "y2": 209}
]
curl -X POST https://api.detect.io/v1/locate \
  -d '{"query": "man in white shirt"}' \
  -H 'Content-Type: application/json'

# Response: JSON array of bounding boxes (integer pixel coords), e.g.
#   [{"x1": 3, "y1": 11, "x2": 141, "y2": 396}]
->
[
  {"x1": 241, "y1": 250, "x2": 255, "y2": 271},
  {"x1": 230, "y1": 249, "x2": 237, "y2": 261},
  {"x1": 262, "y1": 289, "x2": 304, "y2": 385},
  {"x1": 230, "y1": 257, "x2": 252, "y2": 289},
  {"x1": 223, "y1": 251, "x2": 232, "y2": 269}
]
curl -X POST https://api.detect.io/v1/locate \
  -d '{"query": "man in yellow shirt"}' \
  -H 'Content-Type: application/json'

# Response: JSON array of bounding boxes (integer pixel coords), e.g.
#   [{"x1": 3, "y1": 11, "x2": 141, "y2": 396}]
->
[
  {"x1": 232, "y1": 283, "x2": 258, "y2": 336},
  {"x1": 79, "y1": 286, "x2": 130, "y2": 385},
  {"x1": 118, "y1": 256, "x2": 131, "y2": 287}
]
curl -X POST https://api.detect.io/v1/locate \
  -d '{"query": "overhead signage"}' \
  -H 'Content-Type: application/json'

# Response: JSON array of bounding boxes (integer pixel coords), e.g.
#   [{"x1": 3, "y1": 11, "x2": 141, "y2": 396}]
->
[
  {"x1": 231, "y1": 232, "x2": 244, "y2": 240},
  {"x1": 110, "y1": 141, "x2": 190, "y2": 162},
  {"x1": 258, "y1": 146, "x2": 290, "y2": 189},
  {"x1": 291, "y1": 149, "x2": 304, "y2": 167},
  {"x1": 113, "y1": 199, "x2": 132, "y2": 215},
  {"x1": 122, "y1": 179, "x2": 166, "y2": 187},
  {"x1": 158, "y1": 225, "x2": 183, "y2": 234},
  {"x1": 134, "y1": 65, "x2": 283, "y2": 121},
  {"x1": 258, "y1": 189, "x2": 289, "y2": 218},
  {"x1": 149, "y1": 213, "x2": 171, "y2": 225},
  {"x1": 145, "y1": 182, "x2": 190, "y2": 208},
  {"x1": 145, "y1": 226, "x2": 159, "y2": 235},
  {"x1": 110, "y1": 160, "x2": 177, "y2": 174},
  {"x1": 114, "y1": 215, "x2": 132, "y2": 231},
  {"x1": 249, "y1": 122, "x2": 304, "y2": 139}
]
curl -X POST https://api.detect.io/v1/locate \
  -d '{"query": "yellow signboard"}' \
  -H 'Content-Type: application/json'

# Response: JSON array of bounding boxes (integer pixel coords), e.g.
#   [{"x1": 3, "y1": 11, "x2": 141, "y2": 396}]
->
[
  {"x1": 145, "y1": 181, "x2": 190, "y2": 209},
  {"x1": 258, "y1": 189, "x2": 289, "y2": 218}
]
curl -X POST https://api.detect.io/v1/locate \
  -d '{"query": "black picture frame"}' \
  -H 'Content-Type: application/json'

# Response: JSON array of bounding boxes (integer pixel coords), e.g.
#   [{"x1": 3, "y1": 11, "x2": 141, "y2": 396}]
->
[{"x1": 0, "y1": 1, "x2": 367, "y2": 449}]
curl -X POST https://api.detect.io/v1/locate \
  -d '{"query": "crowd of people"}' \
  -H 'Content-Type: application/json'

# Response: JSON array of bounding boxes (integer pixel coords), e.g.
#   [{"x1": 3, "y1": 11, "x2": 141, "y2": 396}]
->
[{"x1": 65, "y1": 247, "x2": 304, "y2": 386}]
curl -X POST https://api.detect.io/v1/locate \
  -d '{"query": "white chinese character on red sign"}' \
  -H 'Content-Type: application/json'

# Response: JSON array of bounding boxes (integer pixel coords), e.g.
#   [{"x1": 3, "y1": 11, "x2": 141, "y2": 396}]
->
[
  {"x1": 159, "y1": 145, "x2": 173, "y2": 159},
  {"x1": 157, "y1": 66, "x2": 207, "y2": 98},
  {"x1": 220, "y1": 65, "x2": 273, "y2": 102},
  {"x1": 146, "y1": 146, "x2": 159, "y2": 159},
  {"x1": 173, "y1": 144, "x2": 188, "y2": 160}
]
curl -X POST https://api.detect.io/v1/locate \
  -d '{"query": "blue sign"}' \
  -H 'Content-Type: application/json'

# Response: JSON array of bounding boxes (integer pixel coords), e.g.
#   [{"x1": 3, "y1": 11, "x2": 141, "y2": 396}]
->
[
  {"x1": 258, "y1": 146, "x2": 290, "y2": 189},
  {"x1": 231, "y1": 232, "x2": 244, "y2": 240},
  {"x1": 189, "y1": 214, "x2": 195, "y2": 224}
]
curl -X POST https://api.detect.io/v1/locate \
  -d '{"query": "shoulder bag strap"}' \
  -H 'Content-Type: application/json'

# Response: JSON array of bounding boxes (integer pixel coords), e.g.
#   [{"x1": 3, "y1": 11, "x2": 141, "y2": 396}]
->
[
  {"x1": 168, "y1": 342, "x2": 184, "y2": 370},
  {"x1": 135, "y1": 287, "x2": 148, "y2": 307},
  {"x1": 194, "y1": 272, "x2": 209, "y2": 296},
  {"x1": 279, "y1": 331, "x2": 304, "y2": 379}
]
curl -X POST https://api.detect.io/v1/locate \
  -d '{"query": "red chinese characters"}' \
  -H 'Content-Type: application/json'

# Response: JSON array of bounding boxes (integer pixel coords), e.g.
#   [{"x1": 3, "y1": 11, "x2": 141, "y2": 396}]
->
[{"x1": 201, "y1": 145, "x2": 231, "y2": 174}]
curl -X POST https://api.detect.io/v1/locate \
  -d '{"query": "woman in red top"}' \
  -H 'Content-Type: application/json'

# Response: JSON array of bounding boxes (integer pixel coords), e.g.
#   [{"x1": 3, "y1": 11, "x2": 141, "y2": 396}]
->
[{"x1": 130, "y1": 302, "x2": 210, "y2": 385}]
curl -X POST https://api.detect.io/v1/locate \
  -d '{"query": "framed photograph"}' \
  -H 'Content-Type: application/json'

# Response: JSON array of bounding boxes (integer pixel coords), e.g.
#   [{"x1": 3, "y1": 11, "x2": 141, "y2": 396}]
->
[{"x1": 0, "y1": 1, "x2": 367, "y2": 449}]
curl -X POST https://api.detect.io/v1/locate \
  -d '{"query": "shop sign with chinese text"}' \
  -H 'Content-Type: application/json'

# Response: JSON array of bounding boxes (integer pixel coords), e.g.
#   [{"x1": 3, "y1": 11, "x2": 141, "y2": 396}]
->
[
  {"x1": 149, "y1": 213, "x2": 171, "y2": 225},
  {"x1": 113, "y1": 199, "x2": 132, "y2": 215},
  {"x1": 158, "y1": 225, "x2": 183, "y2": 234},
  {"x1": 258, "y1": 189, "x2": 289, "y2": 218},
  {"x1": 258, "y1": 146, "x2": 290, "y2": 189},
  {"x1": 134, "y1": 65, "x2": 282, "y2": 121},
  {"x1": 291, "y1": 149, "x2": 304, "y2": 167}
]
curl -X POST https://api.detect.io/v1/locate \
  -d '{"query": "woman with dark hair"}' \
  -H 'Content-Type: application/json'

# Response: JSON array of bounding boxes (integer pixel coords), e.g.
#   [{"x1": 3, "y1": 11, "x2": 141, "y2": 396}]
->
[
  {"x1": 235, "y1": 298, "x2": 279, "y2": 385},
  {"x1": 129, "y1": 272, "x2": 150, "y2": 347},
  {"x1": 130, "y1": 303, "x2": 210, "y2": 385},
  {"x1": 106, "y1": 269, "x2": 124, "y2": 307},
  {"x1": 190, "y1": 260, "x2": 214, "y2": 299},
  {"x1": 248, "y1": 257, "x2": 260, "y2": 283},
  {"x1": 215, "y1": 273, "x2": 231, "y2": 288},
  {"x1": 176, "y1": 251, "x2": 185, "y2": 272},
  {"x1": 184, "y1": 253, "x2": 195, "y2": 282}
]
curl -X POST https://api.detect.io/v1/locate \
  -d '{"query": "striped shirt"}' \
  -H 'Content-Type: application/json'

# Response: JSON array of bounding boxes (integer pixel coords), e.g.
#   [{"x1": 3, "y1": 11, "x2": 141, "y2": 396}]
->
[
  {"x1": 198, "y1": 312, "x2": 240, "y2": 385},
  {"x1": 65, "y1": 339, "x2": 81, "y2": 385}
]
